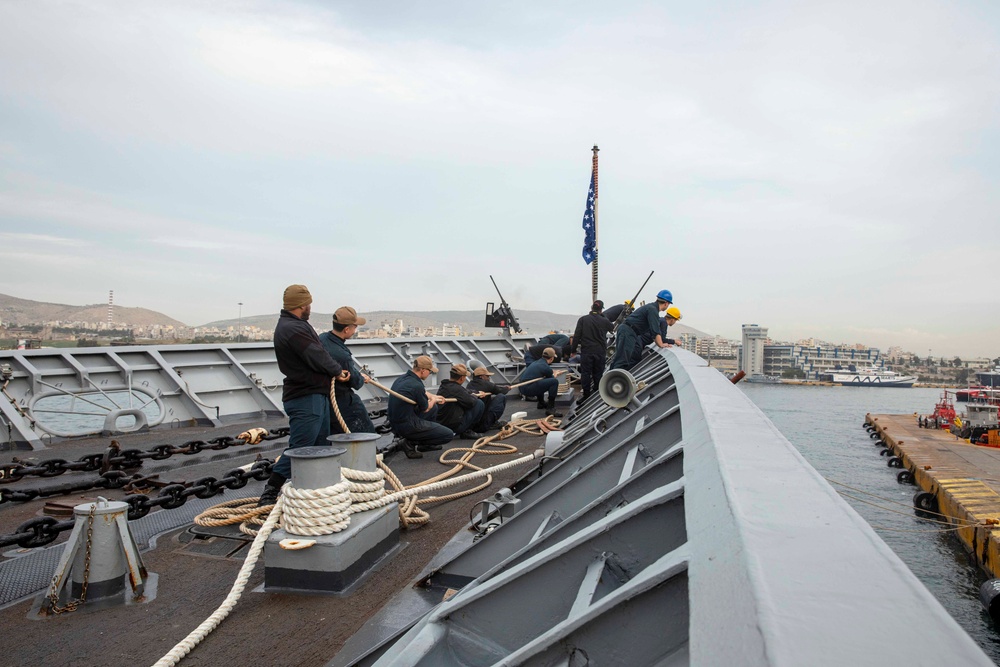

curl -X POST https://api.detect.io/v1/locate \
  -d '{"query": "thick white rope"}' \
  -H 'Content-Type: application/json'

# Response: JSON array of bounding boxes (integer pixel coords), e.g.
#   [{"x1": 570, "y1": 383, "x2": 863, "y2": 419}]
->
[
  {"x1": 280, "y1": 482, "x2": 353, "y2": 535},
  {"x1": 153, "y1": 451, "x2": 540, "y2": 667},
  {"x1": 151, "y1": 496, "x2": 284, "y2": 667}
]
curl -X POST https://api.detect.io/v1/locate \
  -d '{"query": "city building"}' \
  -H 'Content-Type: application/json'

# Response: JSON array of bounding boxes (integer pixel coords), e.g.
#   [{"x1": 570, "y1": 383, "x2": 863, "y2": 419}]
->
[
  {"x1": 763, "y1": 341, "x2": 885, "y2": 380},
  {"x1": 740, "y1": 325, "x2": 768, "y2": 376}
]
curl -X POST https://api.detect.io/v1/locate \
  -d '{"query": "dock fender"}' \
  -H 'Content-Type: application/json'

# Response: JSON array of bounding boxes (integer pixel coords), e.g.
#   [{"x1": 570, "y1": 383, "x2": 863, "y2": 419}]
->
[
  {"x1": 913, "y1": 491, "x2": 938, "y2": 513},
  {"x1": 887, "y1": 457, "x2": 903, "y2": 468},
  {"x1": 879, "y1": 448, "x2": 891, "y2": 457},
  {"x1": 896, "y1": 470, "x2": 914, "y2": 485},
  {"x1": 869, "y1": 431, "x2": 878, "y2": 439},
  {"x1": 980, "y1": 580, "x2": 1000, "y2": 625}
]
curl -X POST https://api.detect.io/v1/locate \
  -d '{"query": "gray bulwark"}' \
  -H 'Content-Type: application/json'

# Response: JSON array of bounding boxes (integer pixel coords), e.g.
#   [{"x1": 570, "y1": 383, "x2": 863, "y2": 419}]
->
[
  {"x1": 348, "y1": 348, "x2": 993, "y2": 666},
  {"x1": 0, "y1": 336, "x2": 536, "y2": 450}
]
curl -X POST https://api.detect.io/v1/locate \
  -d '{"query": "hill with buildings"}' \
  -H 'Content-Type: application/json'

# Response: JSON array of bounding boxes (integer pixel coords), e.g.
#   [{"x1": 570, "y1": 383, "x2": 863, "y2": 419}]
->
[
  {"x1": 202, "y1": 309, "x2": 711, "y2": 339},
  {"x1": 0, "y1": 293, "x2": 187, "y2": 328}
]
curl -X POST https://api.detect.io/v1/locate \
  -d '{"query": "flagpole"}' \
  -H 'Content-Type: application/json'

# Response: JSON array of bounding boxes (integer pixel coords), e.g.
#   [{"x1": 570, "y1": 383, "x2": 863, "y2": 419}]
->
[{"x1": 591, "y1": 144, "x2": 600, "y2": 304}]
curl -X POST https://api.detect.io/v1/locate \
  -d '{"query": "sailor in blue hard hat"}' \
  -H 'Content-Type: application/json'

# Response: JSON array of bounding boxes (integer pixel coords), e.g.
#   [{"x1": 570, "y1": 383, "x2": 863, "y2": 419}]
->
[{"x1": 609, "y1": 289, "x2": 675, "y2": 371}]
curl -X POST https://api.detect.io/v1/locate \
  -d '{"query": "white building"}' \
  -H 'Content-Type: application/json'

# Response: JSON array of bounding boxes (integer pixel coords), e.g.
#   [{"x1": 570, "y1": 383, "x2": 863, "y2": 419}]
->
[{"x1": 740, "y1": 324, "x2": 768, "y2": 376}]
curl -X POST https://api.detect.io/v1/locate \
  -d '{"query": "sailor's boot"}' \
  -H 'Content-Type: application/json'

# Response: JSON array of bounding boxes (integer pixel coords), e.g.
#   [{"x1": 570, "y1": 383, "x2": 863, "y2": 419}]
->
[
  {"x1": 545, "y1": 396, "x2": 562, "y2": 418},
  {"x1": 398, "y1": 438, "x2": 423, "y2": 459},
  {"x1": 257, "y1": 472, "x2": 286, "y2": 507},
  {"x1": 536, "y1": 398, "x2": 546, "y2": 410}
]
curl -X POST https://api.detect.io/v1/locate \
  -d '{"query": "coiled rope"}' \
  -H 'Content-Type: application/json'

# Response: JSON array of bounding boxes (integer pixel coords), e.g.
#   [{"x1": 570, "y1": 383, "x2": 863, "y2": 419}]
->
[{"x1": 161, "y1": 379, "x2": 558, "y2": 667}]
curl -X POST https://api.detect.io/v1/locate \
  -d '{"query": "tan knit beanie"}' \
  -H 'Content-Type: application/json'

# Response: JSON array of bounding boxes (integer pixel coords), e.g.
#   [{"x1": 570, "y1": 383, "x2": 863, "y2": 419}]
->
[{"x1": 283, "y1": 284, "x2": 312, "y2": 310}]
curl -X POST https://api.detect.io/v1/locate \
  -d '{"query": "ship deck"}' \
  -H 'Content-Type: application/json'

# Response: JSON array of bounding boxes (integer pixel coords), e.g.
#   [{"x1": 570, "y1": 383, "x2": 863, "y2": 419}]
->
[{"x1": 0, "y1": 400, "x2": 553, "y2": 667}]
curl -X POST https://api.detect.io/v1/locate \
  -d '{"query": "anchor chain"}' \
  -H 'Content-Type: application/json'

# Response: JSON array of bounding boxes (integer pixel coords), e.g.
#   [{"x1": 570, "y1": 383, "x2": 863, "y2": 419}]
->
[
  {"x1": 0, "y1": 460, "x2": 274, "y2": 549},
  {"x1": 0, "y1": 427, "x2": 289, "y2": 484}
]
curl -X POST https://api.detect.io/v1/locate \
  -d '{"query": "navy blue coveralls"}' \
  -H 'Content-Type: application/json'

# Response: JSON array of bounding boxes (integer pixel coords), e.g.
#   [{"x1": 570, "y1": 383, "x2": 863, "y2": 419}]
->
[
  {"x1": 273, "y1": 310, "x2": 343, "y2": 479},
  {"x1": 318, "y1": 331, "x2": 376, "y2": 435},
  {"x1": 538, "y1": 333, "x2": 570, "y2": 348},
  {"x1": 573, "y1": 312, "x2": 614, "y2": 401},
  {"x1": 518, "y1": 358, "x2": 559, "y2": 405},
  {"x1": 610, "y1": 302, "x2": 661, "y2": 371},
  {"x1": 467, "y1": 376, "x2": 509, "y2": 429},
  {"x1": 602, "y1": 303, "x2": 628, "y2": 324},
  {"x1": 388, "y1": 370, "x2": 455, "y2": 447},
  {"x1": 435, "y1": 379, "x2": 486, "y2": 435}
]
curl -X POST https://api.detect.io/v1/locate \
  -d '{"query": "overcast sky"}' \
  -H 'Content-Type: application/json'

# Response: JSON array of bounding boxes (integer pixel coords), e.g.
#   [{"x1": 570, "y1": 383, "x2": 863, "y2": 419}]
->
[{"x1": 1, "y1": 1, "x2": 998, "y2": 358}]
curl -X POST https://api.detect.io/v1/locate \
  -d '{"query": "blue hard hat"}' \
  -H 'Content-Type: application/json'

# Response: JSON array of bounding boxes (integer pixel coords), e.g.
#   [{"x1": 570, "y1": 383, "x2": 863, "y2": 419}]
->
[{"x1": 657, "y1": 289, "x2": 673, "y2": 303}]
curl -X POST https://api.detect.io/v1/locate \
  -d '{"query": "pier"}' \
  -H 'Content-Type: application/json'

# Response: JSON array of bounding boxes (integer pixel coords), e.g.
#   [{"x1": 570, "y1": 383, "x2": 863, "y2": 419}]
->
[{"x1": 865, "y1": 413, "x2": 1000, "y2": 578}]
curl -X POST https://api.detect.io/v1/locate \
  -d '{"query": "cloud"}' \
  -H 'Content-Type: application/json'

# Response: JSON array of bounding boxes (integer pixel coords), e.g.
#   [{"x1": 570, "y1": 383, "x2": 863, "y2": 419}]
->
[{"x1": 0, "y1": 0, "x2": 998, "y2": 356}]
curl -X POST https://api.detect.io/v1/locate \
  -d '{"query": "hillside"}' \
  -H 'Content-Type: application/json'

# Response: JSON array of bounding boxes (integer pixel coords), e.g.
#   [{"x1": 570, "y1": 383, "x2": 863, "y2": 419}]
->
[
  {"x1": 203, "y1": 309, "x2": 712, "y2": 339},
  {"x1": 0, "y1": 293, "x2": 188, "y2": 328}
]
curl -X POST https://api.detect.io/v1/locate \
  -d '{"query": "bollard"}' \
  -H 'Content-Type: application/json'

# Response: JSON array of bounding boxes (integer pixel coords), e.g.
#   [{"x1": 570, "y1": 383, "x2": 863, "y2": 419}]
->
[
  {"x1": 330, "y1": 432, "x2": 380, "y2": 474},
  {"x1": 33, "y1": 497, "x2": 157, "y2": 617},
  {"x1": 264, "y1": 443, "x2": 400, "y2": 594},
  {"x1": 286, "y1": 445, "x2": 348, "y2": 491}
]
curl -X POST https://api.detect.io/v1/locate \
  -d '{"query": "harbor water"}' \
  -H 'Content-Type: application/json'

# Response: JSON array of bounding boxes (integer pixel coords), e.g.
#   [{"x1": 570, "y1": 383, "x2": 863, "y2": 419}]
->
[{"x1": 741, "y1": 384, "x2": 1000, "y2": 663}]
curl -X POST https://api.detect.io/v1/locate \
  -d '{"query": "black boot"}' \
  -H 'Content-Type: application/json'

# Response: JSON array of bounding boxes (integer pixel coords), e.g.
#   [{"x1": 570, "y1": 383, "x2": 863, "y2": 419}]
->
[
  {"x1": 257, "y1": 472, "x2": 286, "y2": 507},
  {"x1": 545, "y1": 397, "x2": 562, "y2": 418},
  {"x1": 536, "y1": 399, "x2": 546, "y2": 410},
  {"x1": 399, "y1": 438, "x2": 423, "y2": 459}
]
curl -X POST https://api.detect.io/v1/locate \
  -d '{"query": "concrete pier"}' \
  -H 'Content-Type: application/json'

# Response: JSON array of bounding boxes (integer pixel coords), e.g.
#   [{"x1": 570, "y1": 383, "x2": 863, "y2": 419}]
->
[{"x1": 865, "y1": 413, "x2": 1000, "y2": 578}]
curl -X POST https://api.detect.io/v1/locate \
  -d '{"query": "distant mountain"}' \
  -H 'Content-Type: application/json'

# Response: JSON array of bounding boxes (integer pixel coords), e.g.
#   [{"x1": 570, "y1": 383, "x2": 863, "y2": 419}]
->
[
  {"x1": 0, "y1": 293, "x2": 188, "y2": 328},
  {"x1": 202, "y1": 309, "x2": 713, "y2": 339}
]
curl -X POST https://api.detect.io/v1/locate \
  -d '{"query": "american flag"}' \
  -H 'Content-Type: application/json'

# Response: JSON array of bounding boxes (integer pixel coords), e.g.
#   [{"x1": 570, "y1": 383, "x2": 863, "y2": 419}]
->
[{"x1": 581, "y1": 171, "x2": 596, "y2": 264}]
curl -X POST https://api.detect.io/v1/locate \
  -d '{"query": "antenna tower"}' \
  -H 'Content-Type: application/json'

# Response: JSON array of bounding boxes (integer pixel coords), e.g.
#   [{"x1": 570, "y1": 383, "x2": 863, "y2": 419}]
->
[{"x1": 108, "y1": 290, "x2": 114, "y2": 329}]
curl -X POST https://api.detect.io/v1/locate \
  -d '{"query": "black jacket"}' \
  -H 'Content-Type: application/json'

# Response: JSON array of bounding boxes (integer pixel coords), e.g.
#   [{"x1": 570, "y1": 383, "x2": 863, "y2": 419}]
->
[
  {"x1": 573, "y1": 313, "x2": 614, "y2": 355},
  {"x1": 436, "y1": 379, "x2": 479, "y2": 431},
  {"x1": 468, "y1": 377, "x2": 510, "y2": 395},
  {"x1": 274, "y1": 310, "x2": 343, "y2": 402}
]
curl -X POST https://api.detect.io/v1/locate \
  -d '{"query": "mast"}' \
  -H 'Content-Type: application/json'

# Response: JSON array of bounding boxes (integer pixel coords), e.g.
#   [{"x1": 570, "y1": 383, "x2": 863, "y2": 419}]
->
[{"x1": 591, "y1": 145, "x2": 600, "y2": 304}]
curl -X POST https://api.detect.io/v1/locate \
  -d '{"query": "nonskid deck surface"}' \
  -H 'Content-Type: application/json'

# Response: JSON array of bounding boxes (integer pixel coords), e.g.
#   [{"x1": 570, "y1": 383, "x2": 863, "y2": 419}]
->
[{"x1": 0, "y1": 399, "x2": 557, "y2": 667}]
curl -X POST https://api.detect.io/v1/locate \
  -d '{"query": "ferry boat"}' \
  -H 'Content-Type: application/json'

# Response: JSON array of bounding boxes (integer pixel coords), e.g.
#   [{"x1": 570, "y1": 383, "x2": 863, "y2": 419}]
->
[{"x1": 829, "y1": 367, "x2": 916, "y2": 388}]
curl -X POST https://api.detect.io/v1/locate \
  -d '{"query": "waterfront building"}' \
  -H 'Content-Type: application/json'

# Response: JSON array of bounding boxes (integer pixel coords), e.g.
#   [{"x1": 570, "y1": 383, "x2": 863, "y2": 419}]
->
[
  {"x1": 763, "y1": 342, "x2": 885, "y2": 380},
  {"x1": 740, "y1": 325, "x2": 768, "y2": 376}
]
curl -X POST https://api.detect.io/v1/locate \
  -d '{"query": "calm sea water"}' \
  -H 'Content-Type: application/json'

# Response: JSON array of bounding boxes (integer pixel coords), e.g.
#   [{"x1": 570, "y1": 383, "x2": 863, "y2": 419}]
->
[{"x1": 741, "y1": 384, "x2": 1000, "y2": 663}]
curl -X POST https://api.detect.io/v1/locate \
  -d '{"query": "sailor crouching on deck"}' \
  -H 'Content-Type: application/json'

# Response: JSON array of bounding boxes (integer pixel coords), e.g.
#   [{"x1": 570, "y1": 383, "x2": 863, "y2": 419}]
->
[
  {"x1": 467, "y1": 366, "x2": 510, "y2": 430},
  {"x1": 523, "y1": 333, "x2": 570, "y2": 365},
  {"x1": 434, "y1": 364, "x2": 486, "y2": 440},
  {"x1": 319, "y1": 306, "x2": 377, "y2": 435},
  {"x1": 388, "y1": 356, "x2": 454, "y2": 458},
  {"x1": 260, "y1": 285, "x2": 344, "y2": 507},
  {"x1": 609, "y1": 289, "x2": 673, "y2": 371},
  {"x1": 518, "y1": 347, "x2": 565, "y2": 417}
]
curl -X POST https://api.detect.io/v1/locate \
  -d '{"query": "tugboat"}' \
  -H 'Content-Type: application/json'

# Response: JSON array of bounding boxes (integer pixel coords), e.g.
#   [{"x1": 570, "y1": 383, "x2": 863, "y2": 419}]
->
[{"x1": 919, "y1": 391, "x2": 957, "y2": 429}]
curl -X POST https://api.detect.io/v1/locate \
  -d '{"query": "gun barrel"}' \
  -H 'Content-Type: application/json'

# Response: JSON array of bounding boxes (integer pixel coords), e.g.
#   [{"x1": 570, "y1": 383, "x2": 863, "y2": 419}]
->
[{"x1": 490, "y1": 274, "x2": 507, "y2": 304}]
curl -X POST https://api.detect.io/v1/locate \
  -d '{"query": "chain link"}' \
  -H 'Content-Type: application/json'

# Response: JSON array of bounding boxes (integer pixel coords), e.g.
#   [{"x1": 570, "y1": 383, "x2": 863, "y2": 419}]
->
[
  {"x1": 0, "y1": 427, "x2": 289, "y2": 484},
  {"x1": 45, "y1": 503, "x2": 96, "y2": 614},
  {"x1": 0, "y1": 460, "x2": 273, "y2": 549}
]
